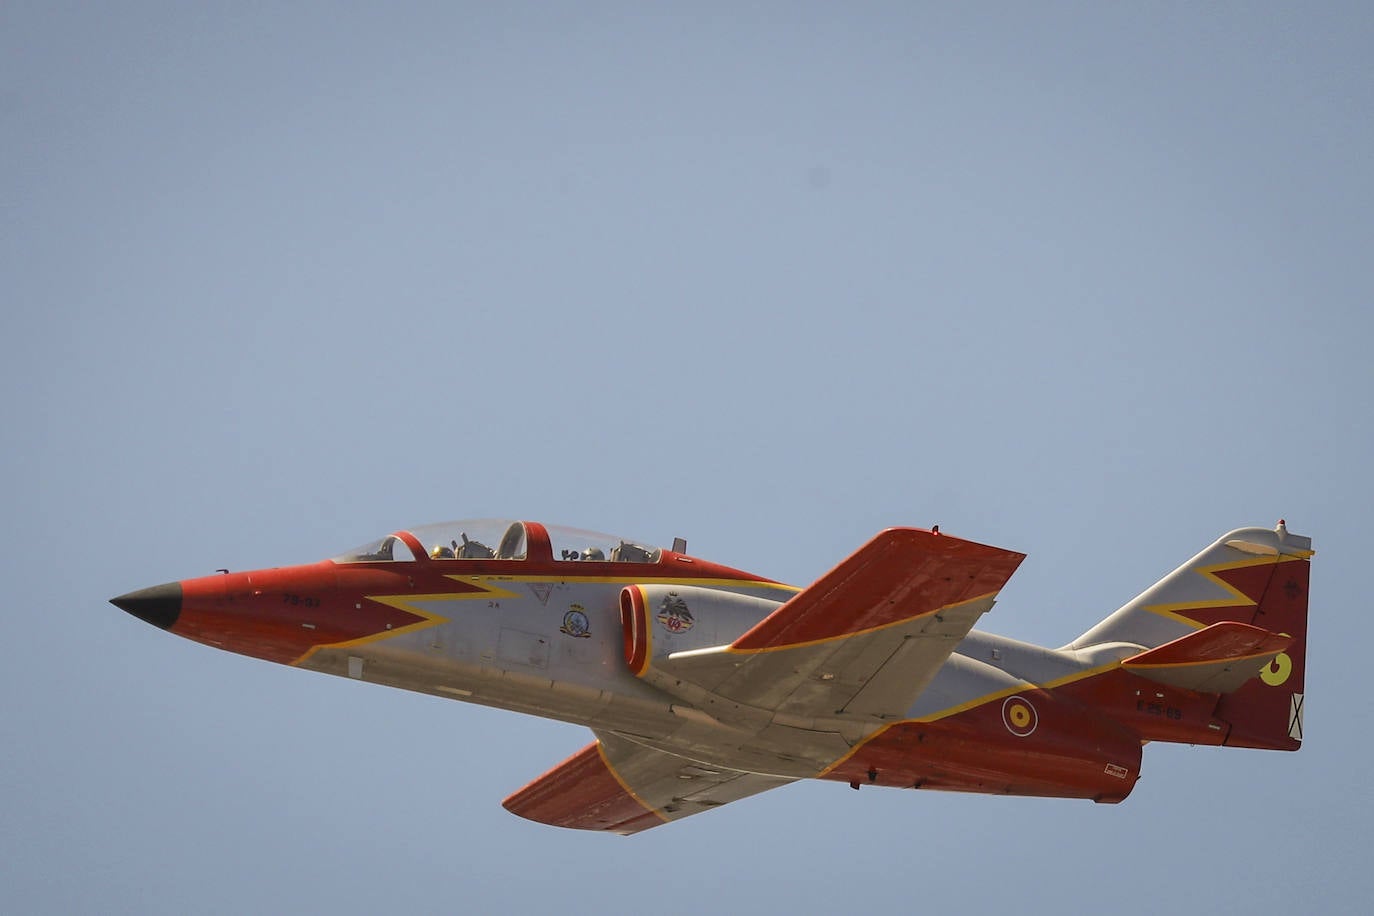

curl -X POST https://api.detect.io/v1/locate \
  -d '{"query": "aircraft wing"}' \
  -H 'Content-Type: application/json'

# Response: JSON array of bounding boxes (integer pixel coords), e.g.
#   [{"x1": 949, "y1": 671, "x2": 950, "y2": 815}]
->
[
  {"x1": 502, "y1": 732, "x2": 793, "y2": 835},
  {"x1": 652, "y1": 528, "x2": 1026, "y2": 721},
  {"x1": 505, "y1": 530, "x2": 1022, "y2": 833}
]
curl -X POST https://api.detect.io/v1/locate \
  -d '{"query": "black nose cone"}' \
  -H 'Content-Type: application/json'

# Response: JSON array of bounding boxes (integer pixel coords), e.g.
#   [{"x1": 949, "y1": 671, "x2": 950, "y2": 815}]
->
[{"x1": 111, "y1": 582, "x2": 182, "y2": 630}]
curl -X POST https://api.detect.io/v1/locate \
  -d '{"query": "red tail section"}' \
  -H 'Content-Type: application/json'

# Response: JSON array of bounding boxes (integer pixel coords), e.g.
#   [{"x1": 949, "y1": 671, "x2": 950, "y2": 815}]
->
[
  {"x1": 1214, "y1": 554, "x2": 1309, "y2": 749},
  {"x1": 1070, "y1": 524, "x2": 1312, "y2": 751}
]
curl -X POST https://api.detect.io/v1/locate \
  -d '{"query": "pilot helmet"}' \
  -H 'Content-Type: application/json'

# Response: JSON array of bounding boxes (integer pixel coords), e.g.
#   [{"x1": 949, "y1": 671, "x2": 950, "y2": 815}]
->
[{"x1": 430, "y1": 544, "x2": 455, "y2": 559}]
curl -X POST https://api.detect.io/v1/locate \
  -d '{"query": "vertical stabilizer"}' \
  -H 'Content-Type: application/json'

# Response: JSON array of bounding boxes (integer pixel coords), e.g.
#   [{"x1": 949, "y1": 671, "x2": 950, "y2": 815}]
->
[{"x1": 1069, "y1": 522, "x2": 1312, "y2": 750}]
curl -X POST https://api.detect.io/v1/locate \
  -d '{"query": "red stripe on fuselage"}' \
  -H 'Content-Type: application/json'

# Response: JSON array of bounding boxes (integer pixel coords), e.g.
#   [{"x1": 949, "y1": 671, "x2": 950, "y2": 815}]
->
[{"x1": 824, "y1": 690, "x2": 1141, "y2": 802}]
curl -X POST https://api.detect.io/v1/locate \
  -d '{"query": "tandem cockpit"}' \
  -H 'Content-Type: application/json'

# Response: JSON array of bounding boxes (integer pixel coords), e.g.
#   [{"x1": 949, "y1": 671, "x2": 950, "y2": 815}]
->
[{"x1": 331, "y1": 520, "x2": 666, "y2": 567}]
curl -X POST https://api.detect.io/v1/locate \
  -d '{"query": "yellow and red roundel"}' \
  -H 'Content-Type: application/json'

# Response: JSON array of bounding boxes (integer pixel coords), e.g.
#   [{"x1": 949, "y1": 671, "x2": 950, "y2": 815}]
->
[{"x1": 1002, "y1": 696, "x2": 1038, "y2": 737}]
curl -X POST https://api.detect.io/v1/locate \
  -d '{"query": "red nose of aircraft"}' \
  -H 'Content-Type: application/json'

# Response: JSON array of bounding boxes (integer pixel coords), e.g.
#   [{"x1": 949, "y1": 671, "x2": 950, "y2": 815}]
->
[
  {"x1": 111, "y1": 567, "x2": 334, "y2": 664},
  {"x1": 110, "y1": 582, "x2": 183, "y2": 630},
  {"x1": 112, "y1": 562, "x2": 438, "y2": 665}
]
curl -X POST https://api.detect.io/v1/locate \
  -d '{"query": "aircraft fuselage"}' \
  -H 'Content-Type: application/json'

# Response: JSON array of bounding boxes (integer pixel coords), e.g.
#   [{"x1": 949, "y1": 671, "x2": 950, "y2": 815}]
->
[{"x1": 112, "y1": 518, "x2": 1311, "y2": 832}]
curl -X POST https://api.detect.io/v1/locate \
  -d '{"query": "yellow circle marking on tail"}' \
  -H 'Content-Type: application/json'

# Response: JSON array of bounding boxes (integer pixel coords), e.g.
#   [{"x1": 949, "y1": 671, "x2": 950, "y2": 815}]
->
[{"x1": 1260, "y1": 652, "x2": 1293, "y2": 687}]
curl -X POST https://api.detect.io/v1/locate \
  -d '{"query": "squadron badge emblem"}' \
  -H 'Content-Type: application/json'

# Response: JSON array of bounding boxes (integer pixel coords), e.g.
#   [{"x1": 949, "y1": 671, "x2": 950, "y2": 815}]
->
[
  {"x1": 656, "y1": 592, "x2": 695, "y2": 633},
  {"x1": 560, "y1": 605, "x2": 591, "y2": 638}
]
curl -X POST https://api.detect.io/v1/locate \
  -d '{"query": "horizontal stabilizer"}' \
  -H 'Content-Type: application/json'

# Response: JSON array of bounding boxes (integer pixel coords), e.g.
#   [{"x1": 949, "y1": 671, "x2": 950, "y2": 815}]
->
[{"x1": 1121, "y1": 621, "x2": 1292, "y2": 694}]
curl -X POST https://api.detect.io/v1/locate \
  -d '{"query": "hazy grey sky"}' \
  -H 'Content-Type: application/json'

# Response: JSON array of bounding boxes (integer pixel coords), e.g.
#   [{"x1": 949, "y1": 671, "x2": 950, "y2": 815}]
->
[{"x1": 4, "y1": 4, "x2": 1372, "y2": 913}]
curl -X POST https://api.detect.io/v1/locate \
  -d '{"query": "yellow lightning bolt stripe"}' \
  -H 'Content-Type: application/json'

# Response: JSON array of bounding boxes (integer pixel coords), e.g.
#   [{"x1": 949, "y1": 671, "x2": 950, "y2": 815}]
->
[
  {"x1": 290, "y1": 578, "x2": 520, "y2": 666},
  {"x1": 1142, "y1": 553, "x2": 1306, "y2": 631},
  {"x1": 290, "y1": 574, "x2": 790, "y2": 668},
  {"x1": 289, "y1": 600, "x2": 451, "y2": 667},
  {"x1": 438, "y1": 576, "x2": 528, "y2": 599}
]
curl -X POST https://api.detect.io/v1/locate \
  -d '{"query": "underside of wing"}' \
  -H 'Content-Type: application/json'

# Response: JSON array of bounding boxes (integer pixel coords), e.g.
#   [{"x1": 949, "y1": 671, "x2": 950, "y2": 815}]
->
[
  {"x1": 501, "y1": 732, "x2": 793, "y2": 835},
  {"x1": 648, "y1": 528, "x2": 1026, "y2": 722}
]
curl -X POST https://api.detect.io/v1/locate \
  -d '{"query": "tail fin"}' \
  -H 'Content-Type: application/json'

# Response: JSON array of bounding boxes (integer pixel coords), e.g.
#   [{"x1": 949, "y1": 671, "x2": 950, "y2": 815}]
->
[{"x1": 1069, "y1": 522, "x2": 1312, "y2": 750}]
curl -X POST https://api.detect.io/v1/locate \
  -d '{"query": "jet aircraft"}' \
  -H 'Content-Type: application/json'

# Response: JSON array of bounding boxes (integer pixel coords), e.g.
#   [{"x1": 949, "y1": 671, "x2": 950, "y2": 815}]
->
[{"x1": 111, "y1": 519, "x2": 1311, "y2": 834}]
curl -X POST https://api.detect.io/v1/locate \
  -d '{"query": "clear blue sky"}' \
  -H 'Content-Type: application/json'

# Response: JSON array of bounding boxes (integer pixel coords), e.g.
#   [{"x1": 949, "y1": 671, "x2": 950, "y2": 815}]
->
[{"x1": 4, "y1": 4, "x2": 1372, "y2": 913}]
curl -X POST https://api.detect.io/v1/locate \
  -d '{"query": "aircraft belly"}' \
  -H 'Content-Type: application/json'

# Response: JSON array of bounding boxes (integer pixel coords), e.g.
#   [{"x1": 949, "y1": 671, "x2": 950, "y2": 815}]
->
[{"x1": 302, "y1": 641, "x2": 685, "y2": 731}]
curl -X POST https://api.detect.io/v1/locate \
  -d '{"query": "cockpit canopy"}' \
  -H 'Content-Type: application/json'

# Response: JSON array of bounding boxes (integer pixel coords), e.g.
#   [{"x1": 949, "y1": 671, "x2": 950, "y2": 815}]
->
[{"x1": 331, "y1": 519, "x2": 664, "y2": 565}]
